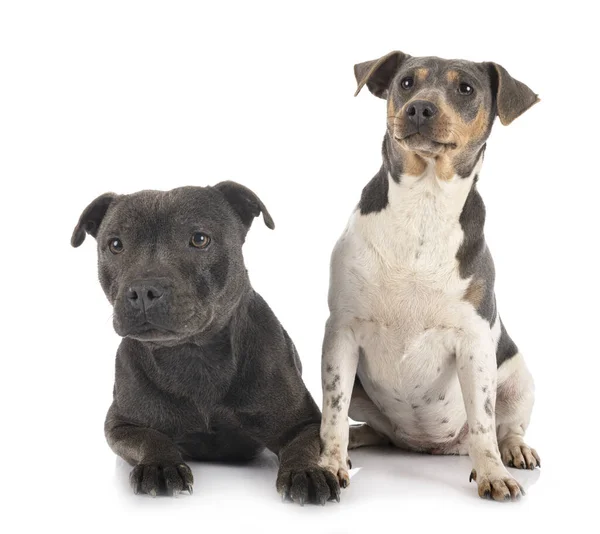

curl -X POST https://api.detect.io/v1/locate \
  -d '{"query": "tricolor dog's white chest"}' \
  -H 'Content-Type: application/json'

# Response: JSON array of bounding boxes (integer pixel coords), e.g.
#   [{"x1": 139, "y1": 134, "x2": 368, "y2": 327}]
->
[{"x1": 329, "y1": 165, "x2": 486, "y2": 447}]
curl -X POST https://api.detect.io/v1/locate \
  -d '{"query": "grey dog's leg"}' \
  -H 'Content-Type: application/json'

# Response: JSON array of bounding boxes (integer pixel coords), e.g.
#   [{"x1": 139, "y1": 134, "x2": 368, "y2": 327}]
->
[
  {"x1": 105, "y1": 404, "x2": 193, "y2": 496},
  {"x1": 275, "y1": 422, "x2": 341, "y2": 506}
]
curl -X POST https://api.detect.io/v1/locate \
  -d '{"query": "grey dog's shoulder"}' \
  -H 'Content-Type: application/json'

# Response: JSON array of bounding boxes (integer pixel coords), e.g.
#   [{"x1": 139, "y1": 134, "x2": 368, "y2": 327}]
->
[{"x1": 231, "y1": 290, "x2": 302, "y2": 375}]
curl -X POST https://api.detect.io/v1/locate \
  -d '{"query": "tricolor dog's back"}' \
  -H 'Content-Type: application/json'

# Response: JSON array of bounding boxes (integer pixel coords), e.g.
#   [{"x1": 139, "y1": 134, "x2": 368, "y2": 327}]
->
[{"x1": 319, "y1": 51, "x2": 540, "y2": 502}]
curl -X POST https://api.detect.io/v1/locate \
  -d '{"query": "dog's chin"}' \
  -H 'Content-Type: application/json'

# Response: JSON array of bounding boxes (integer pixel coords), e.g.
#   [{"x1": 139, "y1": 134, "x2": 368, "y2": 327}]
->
[
  {"x1": 127, "y1": 329, "x2": 182, "y2": 343},
  {"x1": 396, "y1": 133, "x2": 456, "y2": 157},
  {"x1": 118, "y1": 323, "x2": 183, "y2": 343}
]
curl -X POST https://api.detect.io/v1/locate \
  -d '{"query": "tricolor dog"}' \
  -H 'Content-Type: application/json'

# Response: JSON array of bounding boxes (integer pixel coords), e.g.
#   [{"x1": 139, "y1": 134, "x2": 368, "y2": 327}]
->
[
  {"x1": 319, "y1": 51, "x2": 540, "y2": 501},
  {"x1": 72, "y1": 182, "x2": 340, "y2": 505}
]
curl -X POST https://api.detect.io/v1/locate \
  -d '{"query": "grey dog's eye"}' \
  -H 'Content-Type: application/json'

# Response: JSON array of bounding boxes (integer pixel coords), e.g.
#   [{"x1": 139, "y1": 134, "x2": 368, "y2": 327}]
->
[
  {"x1": 190, "y1": 232, "x2": 211, "y2": 249},
  {"x1": 458, "y1": 82, "x2": 474, "y2": 95},
  {"x1": 108, "y1": 238, "x2": 124, "y2": 254},
  {"x1": 400, "y1": 77, "x2": 414, "y2": 90}
]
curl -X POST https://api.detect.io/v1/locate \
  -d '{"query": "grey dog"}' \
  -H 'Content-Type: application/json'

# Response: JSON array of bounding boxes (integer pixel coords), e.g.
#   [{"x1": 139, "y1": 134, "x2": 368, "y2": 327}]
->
[{"x1": 72, "y1": 181, "x2": 340, "y2": 505}]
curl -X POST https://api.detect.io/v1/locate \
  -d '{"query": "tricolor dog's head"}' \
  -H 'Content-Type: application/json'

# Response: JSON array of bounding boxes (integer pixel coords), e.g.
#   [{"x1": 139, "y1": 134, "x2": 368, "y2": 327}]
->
[
  {"x1": 354, "y1": 51, "x2": 538, "y2": 179},
  {"x1": 71, "y1": 182, "x2": 274, "y2": 344}
]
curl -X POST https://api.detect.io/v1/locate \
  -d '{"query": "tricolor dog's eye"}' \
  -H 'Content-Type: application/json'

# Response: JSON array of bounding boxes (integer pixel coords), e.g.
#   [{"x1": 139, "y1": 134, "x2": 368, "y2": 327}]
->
[
  {"x1": 458, "y1": 83, "x2": 474, "y2": 95},
  {"x1": 108, "y1": 238, "x2": 124, "y2": 254},
  {"x1": 190, "y1": 232, "x2": 211, "y2": 249},
  {"x1": 400, "y1": 77, "x2": 414, "y2": 90}
]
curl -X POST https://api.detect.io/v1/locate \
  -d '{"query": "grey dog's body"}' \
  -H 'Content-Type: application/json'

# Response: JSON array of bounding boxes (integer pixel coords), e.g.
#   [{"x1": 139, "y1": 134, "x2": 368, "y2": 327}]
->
[{"x1": 72, "y1": 183, "x2": 339, "y2": 504}]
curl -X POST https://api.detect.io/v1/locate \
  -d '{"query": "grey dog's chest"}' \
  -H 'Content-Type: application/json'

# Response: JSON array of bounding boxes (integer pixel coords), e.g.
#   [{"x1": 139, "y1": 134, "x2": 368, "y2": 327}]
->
[{"x1": 114, "y1": 340, "x2": 238, "y2": 436}]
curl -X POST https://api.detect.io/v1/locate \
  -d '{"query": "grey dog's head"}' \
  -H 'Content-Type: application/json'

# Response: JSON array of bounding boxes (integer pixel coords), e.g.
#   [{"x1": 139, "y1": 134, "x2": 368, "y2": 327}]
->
[
  {"x1": 72, "y1": 182, "x2": 274, "y2": 344},
  {"x1": 354, "y1": 51, "x2": 539, "y2": 178}
]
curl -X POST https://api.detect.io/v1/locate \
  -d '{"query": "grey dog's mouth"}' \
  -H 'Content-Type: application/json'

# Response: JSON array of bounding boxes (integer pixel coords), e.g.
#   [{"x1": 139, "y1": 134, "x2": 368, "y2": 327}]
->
[{"x1": 124, "y1": 322, "x2": 180, "y2": 340}]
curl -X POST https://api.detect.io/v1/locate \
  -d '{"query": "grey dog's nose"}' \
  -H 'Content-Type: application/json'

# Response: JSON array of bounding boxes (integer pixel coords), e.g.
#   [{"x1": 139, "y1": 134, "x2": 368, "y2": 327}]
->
[
  {"x1": 405, "y1": 100, "x2": 438, "y2": 125},
  {"x1": 127, "y1": 281, "x2": 165, "y2": 311}
]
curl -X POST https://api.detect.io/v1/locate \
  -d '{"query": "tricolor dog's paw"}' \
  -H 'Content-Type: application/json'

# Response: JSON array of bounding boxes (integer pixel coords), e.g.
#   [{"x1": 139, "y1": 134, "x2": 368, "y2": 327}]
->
[
  {"x1": 277, "y1": 466, "x2": 341, "y2": 506},
  {"x1": 129, "y1": 462, "x2": 194, "y2": 496},
  {"x1": 500, "y1": 438, "x2": 541, "y2": 470},
  {"x1": 319, "y1": 453, "x2": 352, "y2": 490},
  {"x1": 469, "y1": 468, "x2": 524, "y2": 501}
]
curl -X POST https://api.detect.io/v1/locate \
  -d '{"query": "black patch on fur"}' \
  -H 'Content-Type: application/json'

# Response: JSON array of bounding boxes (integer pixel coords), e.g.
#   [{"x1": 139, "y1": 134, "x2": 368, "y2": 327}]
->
[
  {"x1": 496, "y1": 319, "x2": 519, "y2": 366},
  {"x1": 484, "y1": 396, "x2": 493, "y2": 417},
  {"x1": 359, "y1": 166, "x2": 389, "y2": 215},
  {"x1": 331, "y1": 393, "x2": 344, "y2": 412},
  {"x1": 325, "y1": 374, "x2": 341, "y2": 392},
  {"x1": 457, "y1": 181, "x2": 519, "y2": 367},
  {"x1": 457, "y1": 184, "x2": 487, "y2": 279},
  {"x1": 456, "y1": 184, "x2": 498, "y2": 324}
]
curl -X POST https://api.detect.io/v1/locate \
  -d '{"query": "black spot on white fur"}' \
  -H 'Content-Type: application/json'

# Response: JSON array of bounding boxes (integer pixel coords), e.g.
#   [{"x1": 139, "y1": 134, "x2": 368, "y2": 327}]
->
[{"x1": 484, "y1": 396, "x2": 493, "y2": 417}]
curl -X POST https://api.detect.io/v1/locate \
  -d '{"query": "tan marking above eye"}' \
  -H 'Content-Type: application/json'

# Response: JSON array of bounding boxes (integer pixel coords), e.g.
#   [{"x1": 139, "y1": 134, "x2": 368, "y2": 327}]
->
[
  {"x1": 447, "y1": 70, "x2": 460, "y2": 83},
  {"x1": 415, "y1": 68, "x2": 429, "y2": 82}
]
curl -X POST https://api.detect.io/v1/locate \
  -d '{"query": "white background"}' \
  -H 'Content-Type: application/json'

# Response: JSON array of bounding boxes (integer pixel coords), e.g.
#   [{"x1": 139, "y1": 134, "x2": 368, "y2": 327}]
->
[{"x1": 1, "y1": 1, "x2": 598, "y2": 532}]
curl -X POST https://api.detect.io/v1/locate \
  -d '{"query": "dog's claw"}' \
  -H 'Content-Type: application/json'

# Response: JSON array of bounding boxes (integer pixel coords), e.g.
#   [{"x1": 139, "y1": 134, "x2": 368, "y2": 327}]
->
[{"x1": 469, "y1": 469, "x2": 477, "y2": 483}]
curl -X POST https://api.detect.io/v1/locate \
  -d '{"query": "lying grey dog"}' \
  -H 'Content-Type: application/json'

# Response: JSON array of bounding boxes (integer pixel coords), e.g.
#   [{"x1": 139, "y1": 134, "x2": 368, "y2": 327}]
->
[
  {"x1": 319, "y1": 51, "x2": 540, "y2": 501},
  {"x1": 72, "y1": 181, "x2": 339, "y2": 504}
]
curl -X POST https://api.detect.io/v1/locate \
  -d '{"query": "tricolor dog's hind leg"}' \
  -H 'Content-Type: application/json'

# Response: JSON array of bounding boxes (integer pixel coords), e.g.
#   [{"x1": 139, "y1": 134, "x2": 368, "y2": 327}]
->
[{"x1": 495, "y1": 327, "x2": 540, "y2": 470}]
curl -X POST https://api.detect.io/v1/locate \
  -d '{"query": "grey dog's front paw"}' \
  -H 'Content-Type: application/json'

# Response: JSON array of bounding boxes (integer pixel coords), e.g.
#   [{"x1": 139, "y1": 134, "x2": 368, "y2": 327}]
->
[
  {"x1": 277, "y1": 466, "x2": 341, "y2": 506},
  {"x1": 129, "y1": 462, "x2": 194, "y2": 496}
]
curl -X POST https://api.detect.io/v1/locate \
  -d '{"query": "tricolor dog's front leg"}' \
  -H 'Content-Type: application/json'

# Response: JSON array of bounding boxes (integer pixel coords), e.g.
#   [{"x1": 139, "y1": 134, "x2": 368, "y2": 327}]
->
[
  {"x1": 456, "y1": 328, "x2": 524, "y2": 501},
  {"x1": 319, "y1": 317, "x2": 359, "y2": 489}
]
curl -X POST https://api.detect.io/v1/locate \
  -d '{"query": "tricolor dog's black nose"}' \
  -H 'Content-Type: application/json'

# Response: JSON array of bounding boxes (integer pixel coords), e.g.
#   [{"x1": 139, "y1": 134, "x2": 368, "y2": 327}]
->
[
  {"x1": 405, "y1": 100, "x2": 438, "y2": 125},
  {"x1": 127, "y1": 281, "x2": 165, "y2": 310}
]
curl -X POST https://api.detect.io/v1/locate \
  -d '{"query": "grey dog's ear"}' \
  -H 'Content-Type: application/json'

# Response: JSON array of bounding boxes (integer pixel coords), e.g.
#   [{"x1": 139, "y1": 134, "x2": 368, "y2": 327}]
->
[
  {"x1": 71, "y1": 193, "x2": 118, "y2": 247},
  {"x1": 354, "y1": 51, "x2": 410, "y2": 99},
  {"x1": 486, "y1": 63, "x2": 539, "y2": 126},
  {"x1": 214, "y1": 181, "x2": 275, "y2": 231}
]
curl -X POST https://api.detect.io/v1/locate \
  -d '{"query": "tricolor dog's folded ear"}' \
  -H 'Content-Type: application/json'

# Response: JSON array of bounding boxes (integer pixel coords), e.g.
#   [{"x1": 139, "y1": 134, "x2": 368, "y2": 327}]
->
[
  {"x1": 354, "y1": 51, "x2": 410, "y2": 99},
  {"x1": 487, "y1": 63, "x2": 539, "y2": 126},
  {"x1": 71, "y1": 193, "x2": 118, "y2": 247},
  {"x1": 214, "y1": 181, "x2": 274, "y2": 233}
]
